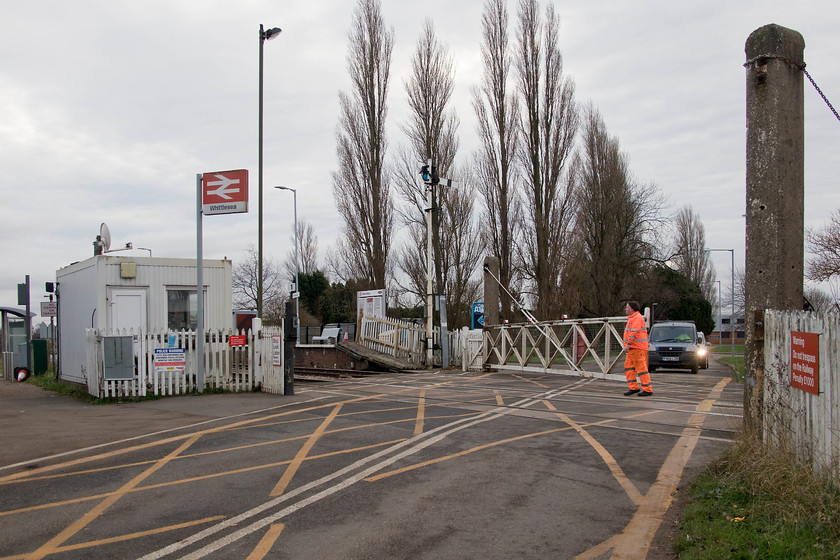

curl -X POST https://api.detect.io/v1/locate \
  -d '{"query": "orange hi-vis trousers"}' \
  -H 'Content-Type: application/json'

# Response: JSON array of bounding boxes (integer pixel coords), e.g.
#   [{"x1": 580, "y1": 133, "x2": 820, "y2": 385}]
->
[{"x1": 624, "y1": 348, "x2": 652, "y2": 392}]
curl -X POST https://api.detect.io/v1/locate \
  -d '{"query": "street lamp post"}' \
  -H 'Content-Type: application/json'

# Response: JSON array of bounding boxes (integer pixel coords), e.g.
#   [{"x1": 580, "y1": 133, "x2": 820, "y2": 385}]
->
[
  {"x1": 258, "y1": 24, "x2": 282, "y2": 318},
  {"x1": 715, "y1": 280, "x2": 722, "y2": 345},
  {"x1": 275, "y1": 186, "x2": 299, "y2": 342},
  {"x1": 708, "y1": 249, "x2": 735, "y2": 357}
]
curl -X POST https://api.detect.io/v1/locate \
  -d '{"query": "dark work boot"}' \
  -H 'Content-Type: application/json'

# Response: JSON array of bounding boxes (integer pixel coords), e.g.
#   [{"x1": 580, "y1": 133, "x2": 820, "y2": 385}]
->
[{"x1": 623, "y1": 389, "x2": 640, "y2": 396}]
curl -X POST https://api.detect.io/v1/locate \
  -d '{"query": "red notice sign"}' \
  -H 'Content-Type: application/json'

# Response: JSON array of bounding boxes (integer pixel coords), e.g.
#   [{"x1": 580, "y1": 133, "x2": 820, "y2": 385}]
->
[
  {"x1": 202, "y1": 169, "x2": 249, "y2": 215},
  {"x1": 229, "y1": 335, "x2": 247, "y2": 347},
  {"x1": 791, "y1": 331, "x2": 819, "y2": 395}
]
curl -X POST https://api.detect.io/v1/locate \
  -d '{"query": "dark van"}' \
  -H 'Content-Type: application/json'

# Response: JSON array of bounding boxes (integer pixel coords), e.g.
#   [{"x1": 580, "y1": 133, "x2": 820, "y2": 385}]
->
[{"x1": 647, "y1": 321, "x2": 703, "y2": 374}]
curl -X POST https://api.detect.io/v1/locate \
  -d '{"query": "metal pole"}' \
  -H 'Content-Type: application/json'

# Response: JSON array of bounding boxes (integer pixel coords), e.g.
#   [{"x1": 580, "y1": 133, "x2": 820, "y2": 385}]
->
[
  {"x1": 426, "y1": 182, "x2": 434, "y2": 365},
  {"x1": 196, "y1": 173, "x2": 204, "y2": 392},
  {"x1": 257, "y1": 25, "x2": 265, "y2": 319},
  {"x1": 25, "y1": 275, "x2": 31, "y2": 374},
  {"x1": 716, "y1": 280, "x2": 722, "y2": 346},
  {"x1": 293, "y1": 188, "x2": 299, "y2": 342},
  {"x1": 730, "y1": 249, "x2": 735, "y2": 357}
]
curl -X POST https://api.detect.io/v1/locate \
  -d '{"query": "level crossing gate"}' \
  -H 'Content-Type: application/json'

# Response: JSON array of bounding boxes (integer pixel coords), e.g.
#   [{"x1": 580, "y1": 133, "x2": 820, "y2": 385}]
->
[{"x1": 482, "y1": 316, "x2": 628, "y2": 380}]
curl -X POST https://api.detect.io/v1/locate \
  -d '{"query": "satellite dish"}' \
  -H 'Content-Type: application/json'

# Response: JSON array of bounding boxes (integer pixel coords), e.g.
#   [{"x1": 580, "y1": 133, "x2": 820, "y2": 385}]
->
[{"x1": 100, "y1": 223, "x2": 112, "y2": 252}]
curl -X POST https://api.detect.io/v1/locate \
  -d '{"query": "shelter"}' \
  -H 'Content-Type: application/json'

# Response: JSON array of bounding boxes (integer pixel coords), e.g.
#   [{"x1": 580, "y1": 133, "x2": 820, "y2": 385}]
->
[
  {"x1": 56, "y1": 255, "x2": 232, "y2": 385},
  {"x1": 0, "y1": 306, "x2": 36, "y2": 379}
]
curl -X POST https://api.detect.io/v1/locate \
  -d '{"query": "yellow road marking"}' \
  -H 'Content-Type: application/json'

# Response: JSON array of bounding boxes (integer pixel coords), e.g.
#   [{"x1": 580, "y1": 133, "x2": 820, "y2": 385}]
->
[
  {"x1": 271, "y1": 404, "x2": 343, "y2": 496},
  {"x1": 576, "y1": 377, "x2": 732, "y2": 560},
  {"x1": 23, "y1": 433, "x2": 202, "y2": 560},
  {"x1": 1, "y1": 440, "x2": 408, "y2": 519},
  {"x1": 494, "y1": 390, "x2": 505, "y2": 406},
  {"x1": 414, "y1": 390, "x2": 426, "y2": 435},
  {"x1": 511, "y1": 373, "x2": 549, "y2": 388},
  {"x1": 245, "y1": 523, "x2": 285, "y2": 560},
  {"x1": 0, "y1": 516, "x2": 225, "y2": 560},
  {"x1": 364, "y1": 413, "x2": 628, "y2": 483},
  {"x1": 543, "y1": 400, "x2": 644, "y2": 506}
]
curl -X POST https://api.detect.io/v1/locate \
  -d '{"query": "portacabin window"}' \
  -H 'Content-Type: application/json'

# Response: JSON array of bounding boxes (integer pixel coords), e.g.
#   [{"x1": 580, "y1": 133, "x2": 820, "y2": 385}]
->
[{"x1": 167, "y1": 289, "x2": 197, "y2": 331}]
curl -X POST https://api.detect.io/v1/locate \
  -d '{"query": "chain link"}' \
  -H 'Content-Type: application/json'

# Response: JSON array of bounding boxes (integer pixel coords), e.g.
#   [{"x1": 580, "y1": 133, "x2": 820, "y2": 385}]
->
[
  {"x1": 802, "y1": 68, "x2": 840, "y2": 123},
  {"x1": 745, "y1": 53, "x2": 840, "y2": 123}
]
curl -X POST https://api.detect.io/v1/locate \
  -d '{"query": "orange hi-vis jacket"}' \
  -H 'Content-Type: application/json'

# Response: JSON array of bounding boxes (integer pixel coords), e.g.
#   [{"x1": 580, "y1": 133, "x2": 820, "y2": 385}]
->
[{"x1": 623, "y1": 311, "x2": 649, "y2": 351}]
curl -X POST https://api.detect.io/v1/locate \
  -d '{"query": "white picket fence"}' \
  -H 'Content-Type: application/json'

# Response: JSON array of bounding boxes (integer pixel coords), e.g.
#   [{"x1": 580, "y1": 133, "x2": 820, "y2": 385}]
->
[
  {"x1": 84, "y1": 324, "x2": 285, "y2": 398},
  {"x1": 763, "y1": 310, "x2": 840, "y2": 478}
]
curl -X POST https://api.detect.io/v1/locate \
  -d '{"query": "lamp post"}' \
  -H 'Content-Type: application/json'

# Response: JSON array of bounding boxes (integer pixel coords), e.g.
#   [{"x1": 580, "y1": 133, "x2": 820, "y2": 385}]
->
[
  {"x1": 708, "y1": 249, "x2": 735, "y2": 357},
  {"x1": 715, "y1": 280, "x2": 722, "y2": 345},
  {"x1": 258, "y1": 24, "x2": 282, "y2": 318},
  {"x1": 275, "y1": 186, "x2": 299, "y2": 342}
]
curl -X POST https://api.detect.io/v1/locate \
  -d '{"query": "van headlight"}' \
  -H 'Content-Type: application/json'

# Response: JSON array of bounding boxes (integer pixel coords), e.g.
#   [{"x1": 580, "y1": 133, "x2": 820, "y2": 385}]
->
[{"x1": 697, "y1": 347, "x2": 707, "y2": 357}]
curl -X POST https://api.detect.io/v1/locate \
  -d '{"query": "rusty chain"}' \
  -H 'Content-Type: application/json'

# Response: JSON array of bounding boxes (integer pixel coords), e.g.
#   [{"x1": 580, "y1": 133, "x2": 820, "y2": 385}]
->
[{"x1": 745, "y1": 53, "x2": 840, "y2": 123}]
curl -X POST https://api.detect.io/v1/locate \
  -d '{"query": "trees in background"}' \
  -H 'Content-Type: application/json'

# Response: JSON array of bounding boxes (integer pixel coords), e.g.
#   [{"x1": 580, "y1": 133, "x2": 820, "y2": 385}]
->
[
  {"x1": 393, "y1": 19, "x2": 481, "y2": 326},
  {"x1": 515, "y1": 0, "x2": 579, "y2": 319},
  {"x1": 232, "y1": 245, "x2": 286, "y2": 324},
  {"x1": 567, "y1": 105, "x2": 666, "y2": 317},
  {"x1": 473, "y1": 0, "x2": 521, "y2": 321},
  {"x1": 331, "y1": 0, "x2": 394, "y2": 290},
  {"x1": 257, "y1": 0, "x2": 721, "y2": 327},
  {"x1": 671, "y1": 205, "x2": 716, "y2": 304}
]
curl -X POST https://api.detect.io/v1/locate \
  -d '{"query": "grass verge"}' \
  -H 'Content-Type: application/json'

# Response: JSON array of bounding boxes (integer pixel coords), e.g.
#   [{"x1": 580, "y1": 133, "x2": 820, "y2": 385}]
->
[
  {"x1": 25, "y1": 369, "x2": 165, "y2": 404},
  {"x1": 675, "y1": 434, "x2": 840, "y2": 559},
  {"x1": 719, "y1": 356, "x2": 745, "y2": 382}
]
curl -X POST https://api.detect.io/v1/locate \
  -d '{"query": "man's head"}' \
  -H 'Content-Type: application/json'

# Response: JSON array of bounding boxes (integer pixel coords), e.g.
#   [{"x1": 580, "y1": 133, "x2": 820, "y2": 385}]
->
[{"x1": 625, "y1": 300, "x2": 640, "y2": 315}]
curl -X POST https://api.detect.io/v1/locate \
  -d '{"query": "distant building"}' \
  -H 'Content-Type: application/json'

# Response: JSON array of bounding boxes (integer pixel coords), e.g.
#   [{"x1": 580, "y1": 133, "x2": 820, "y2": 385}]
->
[{"x1": 710, "y1": 313, "x2": 744, "y2": 344}]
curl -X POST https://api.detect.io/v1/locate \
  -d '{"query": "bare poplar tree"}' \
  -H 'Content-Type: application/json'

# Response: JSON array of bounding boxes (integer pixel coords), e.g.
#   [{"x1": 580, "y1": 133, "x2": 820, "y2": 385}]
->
[
  {"x1": 472, "y1": 0, "x2": 522, "y2": 320},
  {"x1": 282, "y1": 219, "x2": 319, "y2": 283},
  {"x1": 570, "y1": 105, "x2": 665, "y2": 316},
  {"x1": 671, "y1": 205, "x2": 716, "y2": 302},
  {"x1": 394, "y1": 19, "x2": 460, "y2": 300},
  {"x1": 515, "y1": 0, "x2": 579, "y2": 318},
  {"x1": 392, "y1": 19, "x2": 482, "y2": 327},
  {"x1": 331, "y1": 0, "x2": 394, "y2": 289}
]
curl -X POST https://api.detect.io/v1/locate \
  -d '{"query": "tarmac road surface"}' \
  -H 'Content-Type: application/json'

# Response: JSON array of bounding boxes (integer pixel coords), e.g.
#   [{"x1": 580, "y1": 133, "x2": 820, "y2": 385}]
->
[{"x1": 0, "y1": 359, "x2": 741, "y2": 559}]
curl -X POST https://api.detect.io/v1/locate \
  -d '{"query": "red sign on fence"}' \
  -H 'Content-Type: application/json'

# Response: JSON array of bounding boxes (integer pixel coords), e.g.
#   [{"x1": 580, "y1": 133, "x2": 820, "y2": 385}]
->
[
  {"x1": 790, "y1": 331, "x2": 819, "y2": 395},
  {"x1": 229, "y1": 335, "x2": 247, "y2": 347}
]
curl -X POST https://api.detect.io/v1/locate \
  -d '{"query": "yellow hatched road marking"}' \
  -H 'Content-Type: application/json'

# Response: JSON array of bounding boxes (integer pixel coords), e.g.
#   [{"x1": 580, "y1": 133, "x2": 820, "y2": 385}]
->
[
  {"x1": 0, "y1": 516, "x2": 225, "y2": 560},
  {"x1": 245, "y1": 523, "x2": 285, "y2": 560},
  {"x1": 23, "y1": 434, "x2": 203, "y2": 560},
  {"x1": 271, "y1": 404, "x2": 343, "y2": 496},
  {"x1": 576, "y1": 377, "x2": 732, "y2": 560}
]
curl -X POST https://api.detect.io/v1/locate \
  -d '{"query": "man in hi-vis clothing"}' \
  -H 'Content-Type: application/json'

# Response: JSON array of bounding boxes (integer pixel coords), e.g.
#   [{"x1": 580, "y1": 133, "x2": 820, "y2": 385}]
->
[{"x1": 623, "y1": 301, "x2": 653, "y2": 396}]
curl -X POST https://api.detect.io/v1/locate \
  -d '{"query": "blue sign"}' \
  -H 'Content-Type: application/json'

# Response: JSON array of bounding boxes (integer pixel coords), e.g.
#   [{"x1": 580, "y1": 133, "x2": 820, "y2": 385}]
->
[{"x1": 471, "y1": 302, "x2": 485, "y2": 330}]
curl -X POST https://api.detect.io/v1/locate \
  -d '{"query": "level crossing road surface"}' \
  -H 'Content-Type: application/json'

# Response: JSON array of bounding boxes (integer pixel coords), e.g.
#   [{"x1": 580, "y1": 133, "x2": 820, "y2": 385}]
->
[{"x1": 0, "y1": 361, "x2": 742, "y2": 559}]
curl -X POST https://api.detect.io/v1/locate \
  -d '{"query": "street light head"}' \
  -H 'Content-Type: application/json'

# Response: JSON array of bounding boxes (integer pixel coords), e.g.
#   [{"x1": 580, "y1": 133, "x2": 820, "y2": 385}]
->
[
  {"x1": 274, "y1": 185, "x2": 295, "y2": 192},
  {"x1": 262, "y1": 27, "x2": 282, "y2": 41}
]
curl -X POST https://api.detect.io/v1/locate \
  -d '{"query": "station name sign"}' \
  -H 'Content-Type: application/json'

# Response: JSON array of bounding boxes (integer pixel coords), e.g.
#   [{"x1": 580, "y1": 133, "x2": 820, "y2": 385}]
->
[{"x1": 201, "y1": 169, "x2": 249, "y2": 215}]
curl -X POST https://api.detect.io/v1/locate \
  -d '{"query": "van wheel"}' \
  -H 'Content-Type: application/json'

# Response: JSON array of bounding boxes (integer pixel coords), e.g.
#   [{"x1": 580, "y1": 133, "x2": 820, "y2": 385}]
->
[
  {"x1": 649, "y1": 367, "x2": 657, "y2": 373},
  {"x1": 691, "y1": 364, "x2": 699, "y2": 374}
]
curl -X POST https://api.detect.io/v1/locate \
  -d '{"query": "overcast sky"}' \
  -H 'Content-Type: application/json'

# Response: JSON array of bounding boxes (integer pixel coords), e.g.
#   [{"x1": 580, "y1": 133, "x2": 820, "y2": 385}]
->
[{"x1": 2, "y1": 0, "x2": 838, "y2": 323}]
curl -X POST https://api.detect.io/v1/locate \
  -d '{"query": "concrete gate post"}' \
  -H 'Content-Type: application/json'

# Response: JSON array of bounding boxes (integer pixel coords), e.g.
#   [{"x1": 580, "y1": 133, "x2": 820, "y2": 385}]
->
[{"x1": 744, "y1": 24, "x2": 805, "y2": 433}]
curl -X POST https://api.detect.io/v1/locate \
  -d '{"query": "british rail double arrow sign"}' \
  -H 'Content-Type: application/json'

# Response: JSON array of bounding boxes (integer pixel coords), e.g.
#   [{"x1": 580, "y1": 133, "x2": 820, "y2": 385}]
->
[{"x1": 201, "y1": 169, "x2": 249, "y2": 215}]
